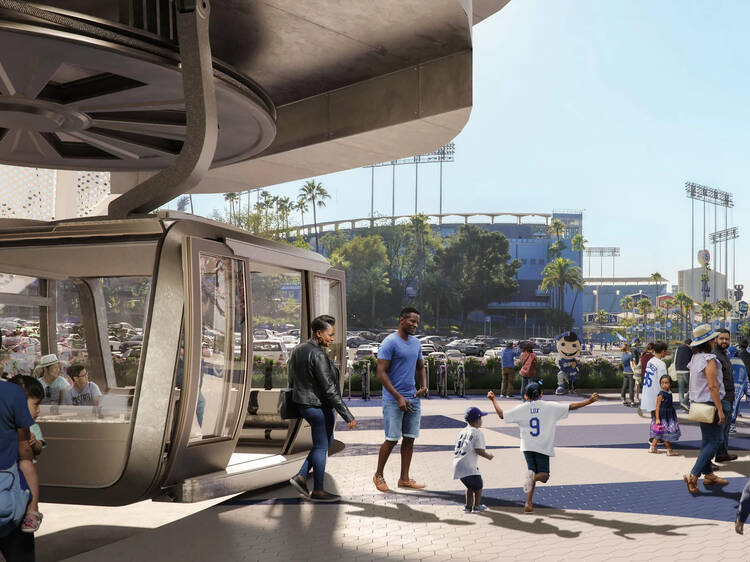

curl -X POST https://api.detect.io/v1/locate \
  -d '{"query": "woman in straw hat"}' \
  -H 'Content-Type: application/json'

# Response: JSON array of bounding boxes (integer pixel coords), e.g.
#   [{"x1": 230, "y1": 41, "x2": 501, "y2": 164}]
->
[{"x1": 683, "y1": 324, "x2": 727, "y2": 494}]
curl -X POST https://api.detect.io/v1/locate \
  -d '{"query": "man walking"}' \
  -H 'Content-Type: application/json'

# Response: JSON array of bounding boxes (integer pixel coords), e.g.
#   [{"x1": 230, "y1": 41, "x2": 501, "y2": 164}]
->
[
  {"x1": 715, "y1": 329, "x2": 737, "y2": 463},
  {"x1": 500, "y1": 342, "x2": 519, "y2": 398},
  {"x1": 674, "y1": 339, "x2": 692, "y2": 412},
  {"x1": 373, "y1": 307, "x2": 428, "y2": 492}
]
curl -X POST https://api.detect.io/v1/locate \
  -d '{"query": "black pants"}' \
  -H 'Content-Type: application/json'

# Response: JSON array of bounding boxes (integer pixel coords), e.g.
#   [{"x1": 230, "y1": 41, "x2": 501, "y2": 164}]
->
[
  {"x1": 0, "y1": 526, "x2": 35, "y2": 562},
  {"x1": 620, "y1": 373, "x2": 634, "y2": 403}
]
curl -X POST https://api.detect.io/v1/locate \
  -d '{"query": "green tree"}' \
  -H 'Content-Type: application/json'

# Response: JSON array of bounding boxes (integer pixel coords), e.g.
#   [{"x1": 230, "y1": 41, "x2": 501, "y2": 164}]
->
[
  {"x1": 595, "y1": 310, "x2": 610, "y2": 324},
  {"x1": 299, "y1": 179, "x2": 330, "y2": 252},
  {"x1": 330, "y1": 235, "x2": 390, "y2": 326},
  {"x1": 619, "y1": 295, "x2": 635, "y2": 322},
  {"x1": 717, "y1": 299, "x2": 733, "y2": 326},
  {"x1": 435, "y1": 224, "x2": 519, "y2": 328},
  {"x1": 673, "y1": 291, "x2": 694, "y2": 339},
  {"x1": 546, "y1": 219, "x2": 567, "y2": 260},
  {"x1": 295, "y1": 196, "x2": 309, "y2": 226},
  {"x1": 223, "y1": 192, "x2": 240, "y2": 225},
  {"x1": 650, "y1": 272, "x2": 665, "y2": 306},
  {"x1": 700, "y1": 302, "x2": 714, "y2": 324},
  {"x1": 636, "y1": 297, "x2": 653, "y2": 340},
  {"x1": 540, "y1": 258, "x2": 584, "y2": 314}
]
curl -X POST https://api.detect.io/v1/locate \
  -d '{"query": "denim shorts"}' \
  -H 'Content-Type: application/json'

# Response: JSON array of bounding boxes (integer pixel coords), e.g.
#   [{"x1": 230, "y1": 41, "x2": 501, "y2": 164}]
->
[
  {"x1": 523, "y1": 450, "x2": 550, "y2": 475},
  {"x1": 460, "y1": 474, "x2": 483, "y2": 490},
  {"x1": 383, "y1": 397, "x2": 421, "y2": 441}
]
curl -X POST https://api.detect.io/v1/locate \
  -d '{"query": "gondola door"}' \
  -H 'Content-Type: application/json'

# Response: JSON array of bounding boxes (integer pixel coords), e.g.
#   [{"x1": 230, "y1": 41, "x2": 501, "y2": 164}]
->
[{"x1": 163, "y1": 237, "x2": 251, "y2": 484}]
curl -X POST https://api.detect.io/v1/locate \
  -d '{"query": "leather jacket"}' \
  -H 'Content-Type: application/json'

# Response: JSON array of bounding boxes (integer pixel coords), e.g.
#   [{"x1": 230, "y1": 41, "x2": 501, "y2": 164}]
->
[
  {"x1": 289, "y1": 339, "x2": 354, "y2": 422},
  {"x1": 715, "y1": 347, "x2": 735, "y2": 403}
]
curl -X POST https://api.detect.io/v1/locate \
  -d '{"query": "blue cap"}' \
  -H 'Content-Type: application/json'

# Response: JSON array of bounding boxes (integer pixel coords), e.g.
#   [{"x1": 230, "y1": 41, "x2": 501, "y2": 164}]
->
[{"x1": 465, "y1": 406, "x2": 488, "y2": 422}]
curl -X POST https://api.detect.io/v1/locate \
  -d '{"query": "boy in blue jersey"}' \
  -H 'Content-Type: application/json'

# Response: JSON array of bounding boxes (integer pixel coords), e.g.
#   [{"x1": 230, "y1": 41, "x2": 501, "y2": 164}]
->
[
  {"x1": 488, "y1": 383, "x2": 598, "y2": 513},
  {"x1": 373, "y1": 307, "x2": 428, "y2": 492}
]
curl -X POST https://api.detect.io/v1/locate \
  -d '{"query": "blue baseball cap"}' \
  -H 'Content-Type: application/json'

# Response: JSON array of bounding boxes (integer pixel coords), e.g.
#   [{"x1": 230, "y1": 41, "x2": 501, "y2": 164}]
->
[{"x1": 465, "y1": 406, "x2": 488, "y2": 422}]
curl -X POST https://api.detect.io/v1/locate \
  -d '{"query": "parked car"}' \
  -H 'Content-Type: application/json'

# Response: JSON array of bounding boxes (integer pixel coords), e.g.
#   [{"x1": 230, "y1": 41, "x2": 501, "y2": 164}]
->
[
  {"x1": 253, "y1": 340, "x2": 288, "y2": 363},
  {"x1": 376, "y1": 330, "x2": 396, "y2": 342},
  {"x1": 419, "y1": 335, "x2": 447, "y2": 351},
  {"x1": 445, "y1": 349, "x2": 465, "y2": 362},
  {"x1": 421, "y1": 344, "x2": 437, "y2": 355},
  {"x1": 355, "y1": 344, "x2": 378, "y2": 360},
  {"x1": 482, "y1": 348, "x2": 503, "y2": 362},
  {"x1": 347, "y1": 336, "x2": 371, "y2": 349},
  {"x1": 428, "y1": 351, "x2": 447, "y2": 362},
  {"x1": 540, "y1": 342, "x2": 556, "y2": 355}
]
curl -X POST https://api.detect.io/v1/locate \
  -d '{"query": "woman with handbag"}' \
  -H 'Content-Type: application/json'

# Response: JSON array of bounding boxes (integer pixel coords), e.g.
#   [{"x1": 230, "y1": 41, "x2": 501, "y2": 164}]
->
[
  {"x1": 287, "y1": 315, "x2": 356, "y2": 502},
  {"x1": 683, "y1": 324, "x2": 727, "y2": 494},
  {"x1": 518, "y1": 342, "x2": 537, "y2": 400}
]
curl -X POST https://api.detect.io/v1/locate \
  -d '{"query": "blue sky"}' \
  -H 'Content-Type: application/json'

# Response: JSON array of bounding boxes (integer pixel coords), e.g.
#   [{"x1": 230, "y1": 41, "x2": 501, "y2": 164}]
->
[{"x1": 187, "y1": 0, "x2": 750, "y2": 292}]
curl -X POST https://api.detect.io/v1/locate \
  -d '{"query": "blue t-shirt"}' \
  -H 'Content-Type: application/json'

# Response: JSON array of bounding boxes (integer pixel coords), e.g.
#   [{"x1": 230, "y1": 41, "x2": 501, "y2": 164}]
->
[
  {"x1": 558, "y1": 357, "x2": 578, "y2": 375},
  {"x1": 378, "y1": 333, "x2": 423, "y2": 401},
  {"x1": 501, "y1": 347, "x2": 518, "y2": 368},
  {"x1": 621, "y1": 352, "x2": 633, "y2": 374},
  {"x1": 0, "y1": 382, "x2": 34, "y2": 471}
]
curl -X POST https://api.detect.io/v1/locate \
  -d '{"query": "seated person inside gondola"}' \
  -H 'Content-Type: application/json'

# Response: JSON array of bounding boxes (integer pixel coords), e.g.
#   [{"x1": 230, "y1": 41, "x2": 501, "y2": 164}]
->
[{"x1": 61, "y1": 365, "x2": 101, "y2": 406}]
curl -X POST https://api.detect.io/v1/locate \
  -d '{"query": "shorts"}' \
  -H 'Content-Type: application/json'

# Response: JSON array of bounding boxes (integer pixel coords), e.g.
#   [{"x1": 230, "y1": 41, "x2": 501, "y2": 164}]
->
[
  {"x1": 523, "y1": 451, "x2": 550, "y2": 475},
  {"x1": 383, "y1": 397, "x2": 421, "y2": 441},
  {"x1": 460, "y1": 474, "x2": 483, "y2": 490},
  {"x1": 634, "y1": 375, "x2": 643, "y2": 384}
]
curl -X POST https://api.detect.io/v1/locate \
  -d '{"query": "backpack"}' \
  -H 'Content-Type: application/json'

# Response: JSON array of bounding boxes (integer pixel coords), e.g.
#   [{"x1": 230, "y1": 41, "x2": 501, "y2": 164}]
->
[{"x1": 0, "y1": 463, "x2": 30, "y2": 537}]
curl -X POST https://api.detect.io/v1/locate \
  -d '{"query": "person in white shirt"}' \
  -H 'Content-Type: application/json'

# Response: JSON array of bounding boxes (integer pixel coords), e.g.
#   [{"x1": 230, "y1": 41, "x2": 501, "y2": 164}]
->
[
  {"x1": 488, "y1": 384, "x2": 598, "y2": 513},
  {"x1": 640, "y1": 341, "x2": 669, "y2": 453},
  {"x1": 61, "y1": 365, "x2": 101, "y2": 406},
  {"x1": 453, "y1": 406, "x2": 494, "y2": 513}
]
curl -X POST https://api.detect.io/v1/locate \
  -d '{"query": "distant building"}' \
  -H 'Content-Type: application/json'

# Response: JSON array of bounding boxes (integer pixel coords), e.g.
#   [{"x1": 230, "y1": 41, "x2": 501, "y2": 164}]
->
[
  {"x1": 583, "y1": 277, "x2": 669, "y2": 315},
  {"x1": 678, "y1": 268, "x2": 728, "y2": 303},
  {"x1": 307, "y1": 210, "x2": 584, "y2": 334}
]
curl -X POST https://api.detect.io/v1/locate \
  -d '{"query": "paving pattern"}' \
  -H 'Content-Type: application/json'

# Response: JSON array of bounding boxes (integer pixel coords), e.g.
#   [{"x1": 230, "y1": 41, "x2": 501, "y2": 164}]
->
[{"x1": 33, "y1": 392, "x2": 750, "y2": 561}]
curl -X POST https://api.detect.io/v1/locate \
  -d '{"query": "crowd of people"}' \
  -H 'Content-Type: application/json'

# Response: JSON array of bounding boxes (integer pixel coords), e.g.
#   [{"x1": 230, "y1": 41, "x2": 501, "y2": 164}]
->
[{"x1": 0, "y1": 343, "x2": 100, "y2": 561}]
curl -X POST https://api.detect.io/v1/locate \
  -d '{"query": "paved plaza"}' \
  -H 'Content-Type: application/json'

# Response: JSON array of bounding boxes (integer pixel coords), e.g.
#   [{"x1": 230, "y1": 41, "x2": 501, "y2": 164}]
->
[{"x1": 34, "y1": 393, "x2": 750, "y2": 561}]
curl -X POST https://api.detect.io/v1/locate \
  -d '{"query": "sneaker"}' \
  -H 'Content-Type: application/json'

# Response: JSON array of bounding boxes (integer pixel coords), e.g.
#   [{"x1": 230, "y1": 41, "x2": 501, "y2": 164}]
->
[
  {"x1": 472, "y1": 504, "x2": 488, "y2": 513},
  {"x1": 309, "y1": 490, "x2": 341, "y2": 503},
  {"x1": 289, "y1": 475, "x2": 309, "y2": 497},
  {"x1": 463, "y1": 505, "x2": 473, "y2": 513},
  {"x1": 373, "y1": 474, "x2": 389, "y2": 492},
  {"x1": 523, "y1": 469, "x2": 535, "y2": 494}
]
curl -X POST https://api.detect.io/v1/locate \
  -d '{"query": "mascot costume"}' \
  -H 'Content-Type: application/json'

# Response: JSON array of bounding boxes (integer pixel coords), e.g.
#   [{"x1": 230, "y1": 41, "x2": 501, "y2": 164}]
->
[{"x1": 556, "y1": 331, "x2": 582, "y2": 395}]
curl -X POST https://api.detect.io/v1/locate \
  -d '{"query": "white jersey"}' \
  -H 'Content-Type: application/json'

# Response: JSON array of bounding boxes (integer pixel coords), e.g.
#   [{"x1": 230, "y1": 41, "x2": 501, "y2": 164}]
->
[
  {"x1": 641, "y1": 357, "x2": 667, "y2": 413},
  {"x1": 452, "y1": 426, "x2": 485, "y2": 479},
  {"x1": 504, "y1": 400, "x2": 569, "y2": 457}
]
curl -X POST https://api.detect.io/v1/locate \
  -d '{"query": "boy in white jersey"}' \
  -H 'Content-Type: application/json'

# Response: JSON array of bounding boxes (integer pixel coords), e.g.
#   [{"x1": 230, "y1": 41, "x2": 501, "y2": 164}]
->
[
  {"x1": 488, "y1": 384, "x2": 598, "y2": 513},
  {"x1": 453, "y1": 406, "x2": 494, "y2": 512}
]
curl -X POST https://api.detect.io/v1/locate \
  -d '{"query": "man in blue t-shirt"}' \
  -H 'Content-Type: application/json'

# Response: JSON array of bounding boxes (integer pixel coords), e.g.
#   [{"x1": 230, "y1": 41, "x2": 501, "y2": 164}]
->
[
  {"x1": 372, "y1": 307, "x2": 427, "y2": 493},
  {"x1": 0, "y1": 381, "x2": 36, "y2": 559}
]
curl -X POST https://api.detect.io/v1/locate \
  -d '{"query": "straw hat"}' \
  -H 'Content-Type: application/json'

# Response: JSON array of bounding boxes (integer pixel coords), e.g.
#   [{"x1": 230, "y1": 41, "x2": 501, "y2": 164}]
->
[
  {"x1": 39, "y1": 354, "x2": 59, "y2": 368},
  {"x1": 689, "y1": 324, "x2": 718, "y2": 348}
]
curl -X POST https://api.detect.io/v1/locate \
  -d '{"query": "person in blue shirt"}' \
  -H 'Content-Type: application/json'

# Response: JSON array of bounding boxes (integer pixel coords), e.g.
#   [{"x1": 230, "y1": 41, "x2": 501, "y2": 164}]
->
[
  {"x1": 372, "y1": 307, "x2": 428, "y2": 493},
  {"x1": 0, "y1": 380, "x2": 38, "y2": 560},
  {"x1": 500, "y1": 342, "x2": 519, "y2": 398}
]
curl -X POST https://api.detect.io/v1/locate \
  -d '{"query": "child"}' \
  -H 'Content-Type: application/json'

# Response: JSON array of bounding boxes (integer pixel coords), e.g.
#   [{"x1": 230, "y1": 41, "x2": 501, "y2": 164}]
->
[
  {"x1": 453, "y1": 406, "x2": 494, "y2": 512},
  {"x1": 488, "y1": 384, "x2": 598, "y2": 513},
  {"x1": 9, "y1": 374, "x2": 45, "y2": 533},
  {"x1": 61, "y1": 365, "x2": 101, "y2": 406},
  {"x1": 649, "y1": 374, "x2": 681, "y2": 455}
]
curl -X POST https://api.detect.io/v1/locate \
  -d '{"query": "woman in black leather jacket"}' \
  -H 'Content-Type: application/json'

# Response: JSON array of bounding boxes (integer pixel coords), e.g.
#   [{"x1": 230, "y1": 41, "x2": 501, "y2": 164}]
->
[{"x1": 288, "y1": 314, "x2": 356, "y2": 502}]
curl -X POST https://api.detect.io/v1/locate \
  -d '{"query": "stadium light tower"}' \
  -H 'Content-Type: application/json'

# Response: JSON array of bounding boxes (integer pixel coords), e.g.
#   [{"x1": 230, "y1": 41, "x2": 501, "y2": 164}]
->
[
  {"x1": 364, "y1": 143, "x2": 455, "y2": 220},
  {"x1": 685, "y1": 182, "x2": 733, "y2": 303}
]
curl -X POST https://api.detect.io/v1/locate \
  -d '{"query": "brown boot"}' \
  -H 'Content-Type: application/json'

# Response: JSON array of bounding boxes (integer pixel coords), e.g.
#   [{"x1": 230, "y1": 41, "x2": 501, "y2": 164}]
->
[
  {"x1": 703, "y1": 474, "x2": 728, "y2": 487},
  {"x1": 683, "y1": 474, "x2": 698, "y2": 494}
]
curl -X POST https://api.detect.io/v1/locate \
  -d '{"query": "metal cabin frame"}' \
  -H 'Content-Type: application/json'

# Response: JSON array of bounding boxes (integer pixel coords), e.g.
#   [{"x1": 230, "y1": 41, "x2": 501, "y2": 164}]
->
[{"x1": 0, "y1": 211, "x2": 345, "y2": 505}]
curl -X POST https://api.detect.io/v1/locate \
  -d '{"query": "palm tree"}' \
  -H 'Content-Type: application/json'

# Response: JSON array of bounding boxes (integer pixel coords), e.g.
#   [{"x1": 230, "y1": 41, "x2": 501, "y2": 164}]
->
[
  {"x1": 299, "y1": 179, "x2": 331, "y2": 252},
  {"x1": 223, "y1": 192, "x2": 240, "y2": 224},
  {"x1": 619, "y1": 295, "x2": 635, "y2": 322},
  {"x1": 636, "y1": 297, "x2": 653, "y2": 340},
  {"x1": 547, "y1": 218, "x2": 566, "y2": 242},
  {"x1": 650, "y1": 272, "x2": 665, "y2": 307},
  {"x1": 595, "y1": 310, "x2": 610, "y2": 324},
  {"x1": 275, "y1": 196, "x2": 293, "y2": 232},
  {"x1": 700, "y1": 302, "x2": 715, "y2": 324},
  {"x1": 717, "y1": 299, "x2": 733, "y2": 327},
  {"x1": 295, "y1": 196, "x2": 309, "y2": 227},
  {"x1": 673, "y1": 291, "x2": 694, "y2": 339},
  {"x1": 541, "y1": 257, "x2": 584, "y2": 315}
]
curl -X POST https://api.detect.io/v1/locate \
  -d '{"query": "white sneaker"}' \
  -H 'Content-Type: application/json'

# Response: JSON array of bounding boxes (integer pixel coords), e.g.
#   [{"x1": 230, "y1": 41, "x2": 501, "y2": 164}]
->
[
  {"x1": 523, "y1": 469, "x2": 535, "y2": 494},
  {"x1": 472, "y1": 504, "x2": 488, "y2": 513}
]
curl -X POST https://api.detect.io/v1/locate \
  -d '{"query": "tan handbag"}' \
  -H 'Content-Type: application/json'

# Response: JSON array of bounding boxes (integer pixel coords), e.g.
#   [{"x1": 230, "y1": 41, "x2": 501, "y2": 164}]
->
[{"x1": 688, "y1": 402, "x2": 717, "y2": 423}]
